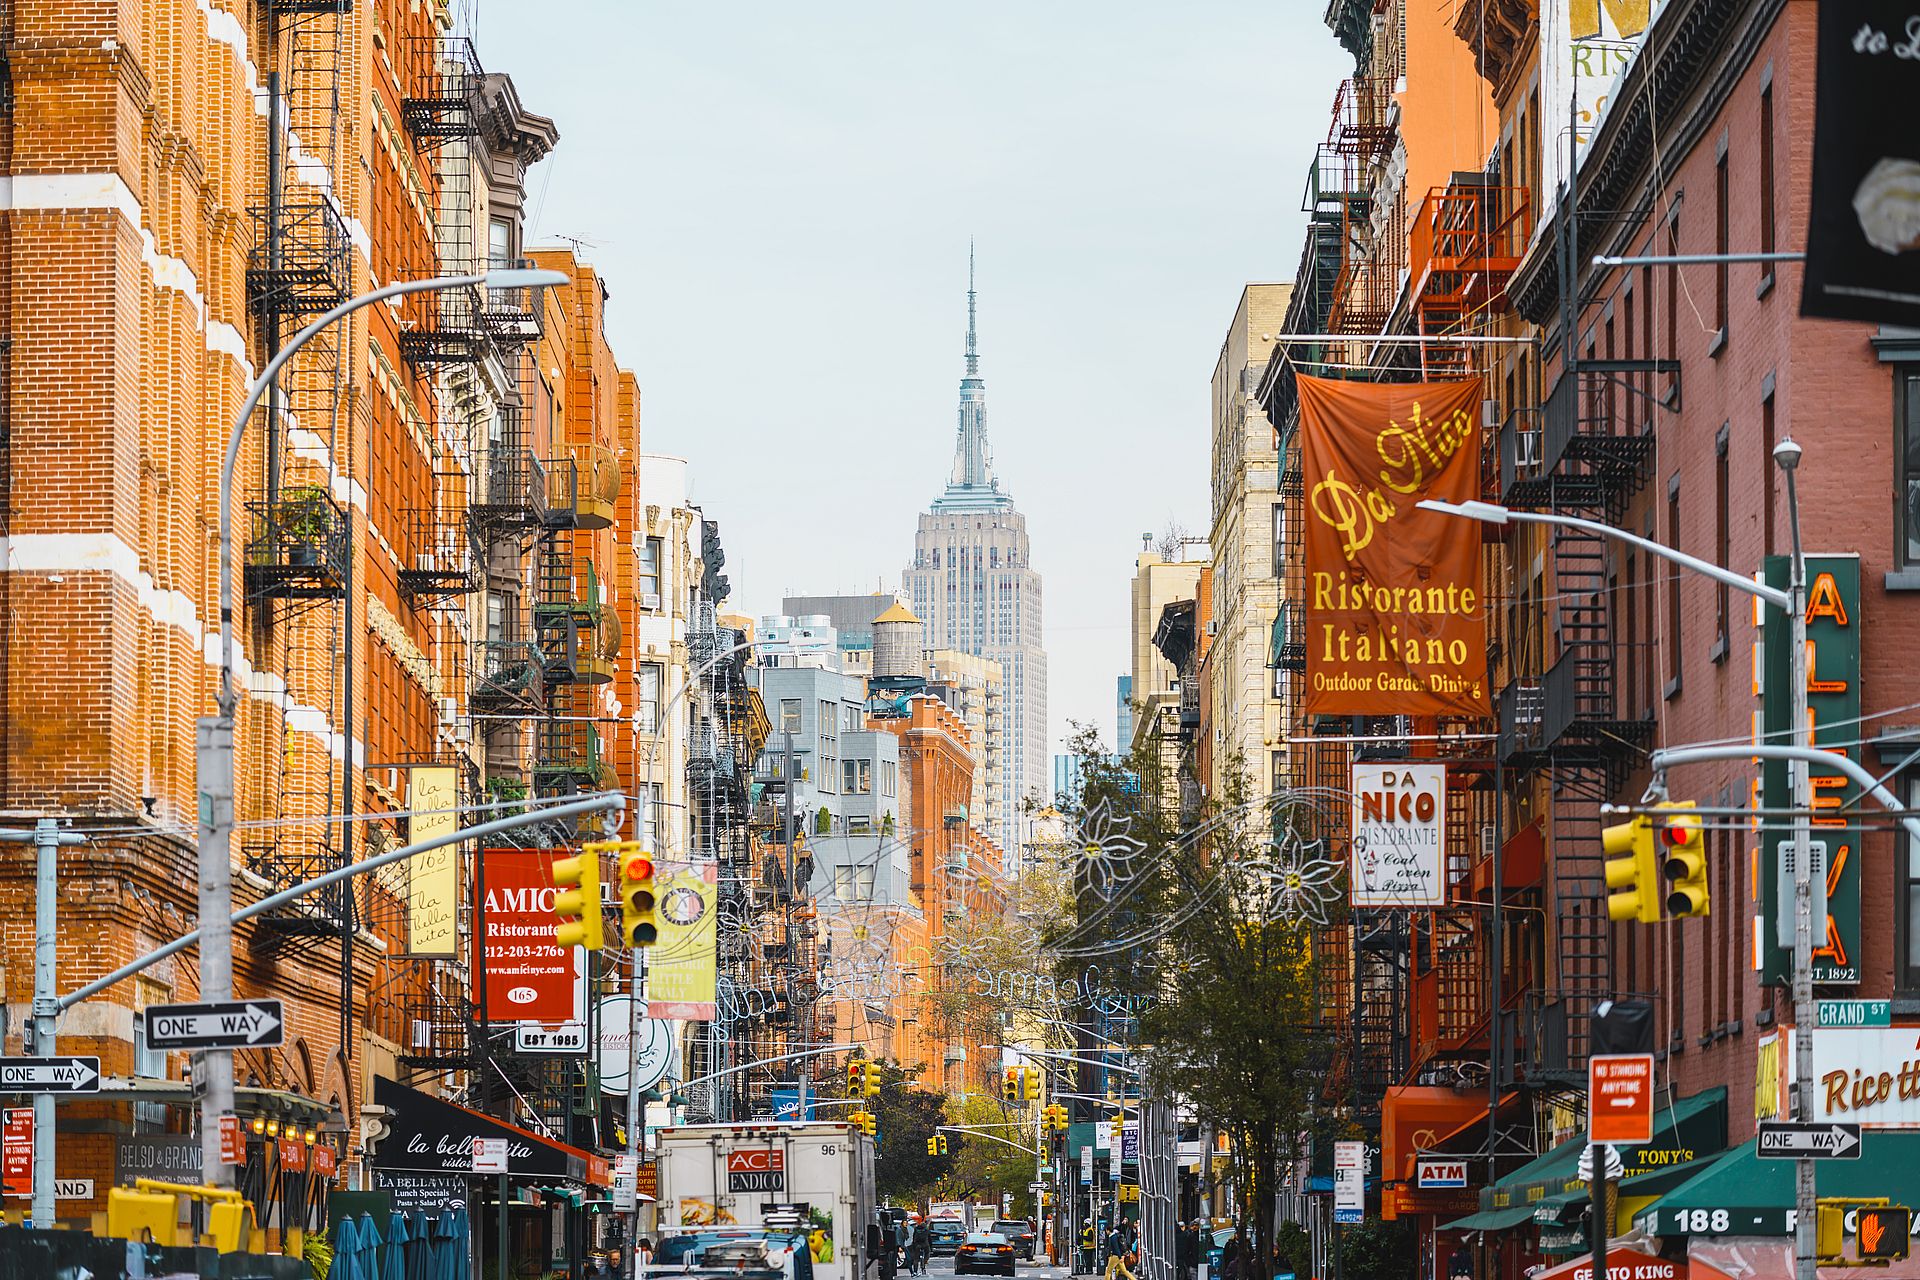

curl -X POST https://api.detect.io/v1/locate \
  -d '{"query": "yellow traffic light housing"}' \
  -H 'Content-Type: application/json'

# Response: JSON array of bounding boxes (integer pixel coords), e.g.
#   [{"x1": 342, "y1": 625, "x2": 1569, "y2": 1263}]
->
[
  {"x1": 937, "y1": 1134, "x2": 948, "y2": 1155},
  {"x1": 847, "y1": 1060, "x2": 864, "y2": 1097},
  {"x1": 1021, "y1": 1065, "x2": 1040, "y2": 1103},
  {"x1": 926, "y1": 1137, "x2": 939, "y2": 1156},
  {"x1": 551, "y1": 848, "x2": 606, "y2": 950},
  {"x1": 1002, "y1": 1068, "x2": 1020, "y2": 1102},
  {"x1": 1656, "y1": 801, "x2": 1710, "y2": 918},
  {"x1": 610, "y1": 844, "x2": 659, "y2": 947},
  {"x1": 864, "y1": 1061, "x2": 882, "y2": 1097},
  {"x1": 1603, "y1": 814, "x2": 1659, "y2": 923},
  {"x1": 1109, "y1": 1113, "x2": 1124, "y2": 1140}
]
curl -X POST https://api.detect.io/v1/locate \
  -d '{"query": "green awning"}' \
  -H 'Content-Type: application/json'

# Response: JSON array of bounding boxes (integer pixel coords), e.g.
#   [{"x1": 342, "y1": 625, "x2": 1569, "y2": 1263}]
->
[
  {"x1": 1442, "y1": 1204, "x2": 1541, "y2": 1232},
  {"x1": 1635, "y1": 1131, "x2": 1920, "y2": 1236},
  {"x1": 1481, "y1": 1087, "x2": 1728, "y2": 1214},
  {"x1": 1532, "y1": 1190, "x2": 1585, "y2": 1226}
]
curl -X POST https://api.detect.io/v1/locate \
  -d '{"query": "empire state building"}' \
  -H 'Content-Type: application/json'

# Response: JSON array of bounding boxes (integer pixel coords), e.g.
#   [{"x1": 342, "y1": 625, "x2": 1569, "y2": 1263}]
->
[{"x1": 903, "y1": 253, "x2": 1048, "y2": 863}]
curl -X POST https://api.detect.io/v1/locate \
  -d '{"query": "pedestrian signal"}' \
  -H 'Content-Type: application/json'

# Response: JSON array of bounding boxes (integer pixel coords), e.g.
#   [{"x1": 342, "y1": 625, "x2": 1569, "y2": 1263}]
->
[
  {"x1": 551, "y1": 848, "x2": 605, "y2": 950},
  {"x1": 1859, "y1": 1206, "x2": 1912, "y2": 1262},
  {"x1": 1655, "y1": 802, "x2": 1710, "y2": 918}
]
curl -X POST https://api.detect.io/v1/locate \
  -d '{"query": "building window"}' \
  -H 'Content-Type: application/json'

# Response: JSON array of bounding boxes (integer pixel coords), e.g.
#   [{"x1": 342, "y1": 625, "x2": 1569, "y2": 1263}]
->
[
  {"x1": 639, "y1": 663, "x2": 663, "y2": 734},
  {"x1": 843, "y1": 703, "x2": 863, "y2": 732},
  {"x1": 1272, "y1": 502, "x2": 1285, "y2": 577},
  {"x1": 1763, "y1": 385, "x2": 1778, "y2": 558},
  {"x1": 1714, "y1": 424, "x2": 1730, "y2": 660},
  {"x1": 1759, "y1": 82, "x2": 1777, "y2": 279},
  {"x1": 486, "y1": 591, "x2": 505, "y2": 644},
  {"x1": 1666, "y1": 475, "x2": 1683, "y2": 698},
  {"x1": 1905, "y1": 777, "x2": 1920, "y2": 991},
  {"x1": 1900, "y1": 369, "x2": 1920, "y2": 568},
  {"x1": 488, "y1": 216, "x2": 513, "y2": 268},
  {"x1": 820, "y1": 756, "x2": 839, "y2": 795},
  {"x1": 1713, "y1": 147, "x2": 1730, "y2": 349},
  {"x1": 881, "y1": 760, "x2": 898, "y2": 797},
  {"x1": 640, "y1": 537, "x2": 662, "y2": 603},
  {"x1": 779, "y1": 699, "x2": 802, "y2": 736},
  {"x1": 844, "y1": 759, "x2": 872, "y2": 794}
]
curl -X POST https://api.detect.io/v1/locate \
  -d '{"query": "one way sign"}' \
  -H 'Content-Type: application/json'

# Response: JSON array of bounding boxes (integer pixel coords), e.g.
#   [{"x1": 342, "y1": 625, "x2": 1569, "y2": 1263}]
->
[
  {"x1": 1757, "y1": 1121, "x2": 1863, "y2": 1160},
  {"x1": 144, "y1": 1000, "x2": 285, "y2": 1051},
  {"x1": 0, "y1": 1057, "x2": 101, "y2": 1094}
]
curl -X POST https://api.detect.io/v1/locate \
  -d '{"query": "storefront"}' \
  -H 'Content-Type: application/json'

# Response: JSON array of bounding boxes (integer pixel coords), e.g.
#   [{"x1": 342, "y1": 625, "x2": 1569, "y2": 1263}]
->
[
  {"x1": 370, "y1": 1075, "x2": 612, "y2": 1279},
  {"x1": 1382, "y1": 1086, "x2": 1517, "y2": 1280},
  {"x1": 1443, "y1": 1088, "x2": 1729, "y2": 1280},
  {"x1": 1632, "y1": 1130, "x2": 1920, "y2": 1280}
]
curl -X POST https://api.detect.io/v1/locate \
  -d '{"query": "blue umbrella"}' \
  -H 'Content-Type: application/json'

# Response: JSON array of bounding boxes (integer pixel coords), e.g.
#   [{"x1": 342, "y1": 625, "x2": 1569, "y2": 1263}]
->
[
  {"x1": 443, "y1": 1207, "x2": 471, "y2": 1280},
  {"x1": 407, "y1": 1210, "x2": 434, "y2": 1280},
  {"x1": 383, "y1": 1211, "x2": 410, "y2": 1280},
  {"x1": 333, "y1": 1214, "x2": 368, "y2": 1280}
]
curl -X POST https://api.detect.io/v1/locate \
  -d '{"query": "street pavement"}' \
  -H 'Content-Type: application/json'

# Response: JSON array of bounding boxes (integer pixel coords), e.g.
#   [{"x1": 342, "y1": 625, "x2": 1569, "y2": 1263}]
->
[{"x1": 919, "y1": 1253, "x2": 1066, "y2": 1280}]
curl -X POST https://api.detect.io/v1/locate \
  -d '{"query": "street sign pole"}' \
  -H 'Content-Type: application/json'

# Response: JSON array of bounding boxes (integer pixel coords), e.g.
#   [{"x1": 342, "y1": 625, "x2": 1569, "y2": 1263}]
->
[
  {"x1": 1591, "y1": 1142, "x2": 1609, "y2": 1280},
  {"x1": 1781, "y1": 442, "x2": 1818, "y2": 1280}
]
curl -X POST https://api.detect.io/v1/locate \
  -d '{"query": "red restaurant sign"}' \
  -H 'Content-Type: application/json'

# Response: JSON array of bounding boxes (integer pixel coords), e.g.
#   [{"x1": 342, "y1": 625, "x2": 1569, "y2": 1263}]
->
[
  {"x1": 1, "y1": 1109, "x2": 30, "y2": 1197},
  {"x1": 1537, "y1": 1248, "x2": 1685, "y2": 1280},
  {"x1": 474, "y1": 848, "x2": 580, "y2": 1023}
]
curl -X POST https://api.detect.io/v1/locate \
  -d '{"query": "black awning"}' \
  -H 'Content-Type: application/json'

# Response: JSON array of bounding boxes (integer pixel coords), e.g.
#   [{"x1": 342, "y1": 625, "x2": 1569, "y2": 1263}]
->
[{"x1": 372, "y1": 1074, "x2": 597, "y2": 1183}]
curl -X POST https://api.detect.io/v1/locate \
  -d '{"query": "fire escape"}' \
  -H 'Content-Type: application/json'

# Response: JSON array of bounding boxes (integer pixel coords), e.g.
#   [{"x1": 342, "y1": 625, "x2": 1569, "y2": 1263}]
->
[
  {"x1": 1496, "y1": 354, "x2": 1674, "y2": 1076},
  {"x1": 1408, "y1": 178, "x2": 1531, "y2": 378},
  {"x1": 1323, "y1": 75, "x2": 1400, "y2": 344},
  {"x1": 240, "y1": 0, "x2": 354, "y2": 959}
]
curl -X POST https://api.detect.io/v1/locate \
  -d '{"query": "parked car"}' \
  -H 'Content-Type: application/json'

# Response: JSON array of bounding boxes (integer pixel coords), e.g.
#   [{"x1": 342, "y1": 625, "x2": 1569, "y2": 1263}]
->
[
  {"x1": 650, "y1": 1231, "x2": 817, "y2": 1280},
  {"x1": 956, "y1": 1232, "x2": 1017, "y2": 1277},
  {"x1": 995, "y1": 1220, "x2": 1036, "y2": 1261},
  {"x1": 929, "y1": 1220, "x2": 967, "y2": 1256}
]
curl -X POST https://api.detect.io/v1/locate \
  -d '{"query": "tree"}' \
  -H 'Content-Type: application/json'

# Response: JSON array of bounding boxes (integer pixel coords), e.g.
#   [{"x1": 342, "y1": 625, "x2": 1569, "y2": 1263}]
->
[
  {"x1": 1339, "y1": 1218, "x2": 1415, "y2": 1280},
  {"x1": 939, "y1": 1093, "x2": 1038, "y2": 1219},
  {"x1": 1045, "y1": 725, "x2": 1327, "y2": 1280},
  {"x1": 871, "y1": 1059, "x2": 950, "y2": 1205}
]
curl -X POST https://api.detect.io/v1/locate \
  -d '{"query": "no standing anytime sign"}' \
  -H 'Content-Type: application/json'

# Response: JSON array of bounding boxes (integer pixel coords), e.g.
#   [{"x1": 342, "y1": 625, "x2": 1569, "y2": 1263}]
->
[{"x1": 1589, "y1": 1054, "x2": 1654, "y2": 1145}]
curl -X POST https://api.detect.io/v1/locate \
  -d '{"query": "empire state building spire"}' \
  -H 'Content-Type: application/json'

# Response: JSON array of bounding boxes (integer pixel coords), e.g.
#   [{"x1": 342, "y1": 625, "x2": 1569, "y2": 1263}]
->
[{"x1": 939, "y1": 242, "x2": 1010, "y2": 510}]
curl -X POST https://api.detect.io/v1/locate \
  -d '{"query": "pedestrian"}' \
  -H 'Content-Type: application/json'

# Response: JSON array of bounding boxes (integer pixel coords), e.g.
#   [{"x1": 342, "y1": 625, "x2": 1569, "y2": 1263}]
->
[
  {"x1": 1105, "y1": 1225, "x2": 1136, "y2": 1280},
  {"x1": 1175, "y1": 1222, "x2": 1196, "y2": 1280},
  {"x1": 635, "y1": 1238, "x2": 655, "y2": 1273},
  {"x1": 916, "y1": 1220, "x2": 932, "y2": 1275},
  {"x1": 878, "y1": 1219, "x2": 900, "y2": 1280},
  {"x1": 902, "y1": 1218, "x2": 920, "y2": 1275},
  {"x1": 1220, "y1": 1237, "x2": 1242, "y2": 1280}
]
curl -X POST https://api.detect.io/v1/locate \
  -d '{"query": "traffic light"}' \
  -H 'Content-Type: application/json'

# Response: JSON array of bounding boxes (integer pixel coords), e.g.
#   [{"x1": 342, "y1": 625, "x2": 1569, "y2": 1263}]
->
[
  {"x1": 1109, "y1": 1113, "x2": 1124, "y2": 1140},
  {"x1": 926, "y1": 1137, "x2": 939, "y2": 1156},
  {"x1": 850, "y1": 1110, "x2": 876, "y2": 1136},
  {"x1": 864, "y1": 1061, "x2": 882, "y2": 1098},
  {"x1": 612, "y1": 844, "x2": 659, "y2": 947},
  {"x1": 1603, "y1": 814, "x2": 1659, "y2": 923},
  {"x1": 847, "y1": 1060, "x2": 864, "y2": 1097},
  {"x1": 1117, "y1": 1184, "x2": 1139, "y2": 1204},
  {"x1": 1044, "y1": 1104, "x2": 1068, "y2": 1132},
  {"x1": 1857, "y1": 1206, "x2": 1912, "y2": 1262},
  {"x1": 937, "y1": 1134, "x2": 948, "y2": 1155},
  {"x1": 1020, "y1": 1066, "x2": 1039, "y2": 1103},
  {"x1": 550, "y1": 848, "x2": 605, "y2": 950},
  {"x1": 1002, "y1": 1068, "x2": 1020, "y2": 1103},
  {"x1": 1655, "y1": 801, "x2": 1710, "y2": 918}
]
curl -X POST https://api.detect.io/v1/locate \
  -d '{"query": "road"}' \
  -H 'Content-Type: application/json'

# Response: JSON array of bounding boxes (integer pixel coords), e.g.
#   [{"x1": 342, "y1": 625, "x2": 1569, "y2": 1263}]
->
[{"x1": 920, "y1": 1252, "x2": 1068, "y2": 1280}]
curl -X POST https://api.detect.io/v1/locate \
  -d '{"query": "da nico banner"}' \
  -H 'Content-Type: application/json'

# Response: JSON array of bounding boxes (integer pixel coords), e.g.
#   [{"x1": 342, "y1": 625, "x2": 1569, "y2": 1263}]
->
[
  {"x1": 406, "y1": 765, "x2": 459, "y2": 956},
  {"x1": 1298, "y1": 374, "x2": 1488, "y2": 718},
  {"x1": 646, "y1": 859, "x2": 718, "y2": 1020},
  {"x1": 474, "y1": 848, "x2": 582, "y2": 1023},
  {"x1": 1802, "y1": 1, "x2": 1920, "y2": 325}
]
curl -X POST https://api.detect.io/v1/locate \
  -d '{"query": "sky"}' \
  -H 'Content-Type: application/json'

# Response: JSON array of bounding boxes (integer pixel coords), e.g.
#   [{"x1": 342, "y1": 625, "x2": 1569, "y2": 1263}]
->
[{"x1": 482, "y1": 2, "x2": 1349, "y2": 760}]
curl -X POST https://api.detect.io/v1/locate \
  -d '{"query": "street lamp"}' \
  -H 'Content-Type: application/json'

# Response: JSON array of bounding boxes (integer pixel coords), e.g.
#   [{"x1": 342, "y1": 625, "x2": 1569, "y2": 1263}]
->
[
  {"x1": 1419, "y1": 439, "x2": 1822, "y2": 1280},
  {"x1": 197, "y1": 267, "x2": 568, "y2": 1188}
]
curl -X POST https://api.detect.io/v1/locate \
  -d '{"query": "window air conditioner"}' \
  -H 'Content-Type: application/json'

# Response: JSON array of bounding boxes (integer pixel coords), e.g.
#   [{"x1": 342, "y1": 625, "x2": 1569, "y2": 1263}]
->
[{"x1": 642, "y1": 592, "x2": 661, "y2": 610}]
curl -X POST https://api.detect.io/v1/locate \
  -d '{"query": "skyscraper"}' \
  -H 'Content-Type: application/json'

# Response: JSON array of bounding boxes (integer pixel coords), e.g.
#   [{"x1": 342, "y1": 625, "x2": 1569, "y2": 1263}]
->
[{"x1": 904, "y1": 251, "x2": 1048, "y2": 864}]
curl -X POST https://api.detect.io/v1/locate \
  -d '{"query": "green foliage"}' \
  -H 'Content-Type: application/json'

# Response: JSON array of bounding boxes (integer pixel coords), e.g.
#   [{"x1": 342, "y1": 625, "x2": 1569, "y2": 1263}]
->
[
  {"x1": 277, "y1": 483, "x2": 335, "y2": 541},
  {"x1": 1339, "y1": 1218, "x2": 1416, "y2": 1280},
  {"x1": 304, "y1": 1232, "x2": 335, "y2": 1279},
  {"x1": 1273, "y1": 1222, "x2": 1311, "y2": 1279},
  {"x1": 938, "y1": 1093, "x2": 1036, "y2": 1219},
  {"x1": 870, "y1": 1058, "x2": 951, "y2": 1205},
  {"x1": 815, "y1": 807, "x2": 833, "y2": 835}
]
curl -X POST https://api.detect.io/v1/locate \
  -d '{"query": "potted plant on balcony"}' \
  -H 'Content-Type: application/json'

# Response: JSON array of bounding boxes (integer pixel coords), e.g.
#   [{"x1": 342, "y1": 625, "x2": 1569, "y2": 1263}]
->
[{"x1": 277, "y1": 484, "x2": 334, "y2": 568}]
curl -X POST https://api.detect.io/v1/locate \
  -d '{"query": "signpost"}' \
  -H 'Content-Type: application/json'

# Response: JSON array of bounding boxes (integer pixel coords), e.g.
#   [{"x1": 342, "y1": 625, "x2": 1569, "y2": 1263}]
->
[
  {"x1": 473, "y1": 1137, "x2": 510, "y2": 1174},
  {"x1": 1333, "y1": 1141, "x2": 1364, "y2": 1225},
  {"x1": 2, "y1": 1109, "x2": 31, "y2": 1198},
  {"x1": 1817, "y1": 1000, "x2": 1891, "y2": 1028},
  {"x1": 1588, "y1": 1055, "x2": 1655, "y2": 1143},
  {"x1": 143, "y1": 1000, "x2": 285, "y2": 1050},
  {"x1": 1758, "y1": 1123, "x2": 1863, "y2": 1160},
  {"x1": 0, "y1": 1057, "x2": 100, "y2": 1094}
]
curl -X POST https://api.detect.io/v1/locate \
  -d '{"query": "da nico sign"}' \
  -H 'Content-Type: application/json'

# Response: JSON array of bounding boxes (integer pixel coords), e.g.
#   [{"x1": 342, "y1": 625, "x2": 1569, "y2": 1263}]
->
[{"x1": 1350, "y1": 763, "x2": 1447, "y2": 907}]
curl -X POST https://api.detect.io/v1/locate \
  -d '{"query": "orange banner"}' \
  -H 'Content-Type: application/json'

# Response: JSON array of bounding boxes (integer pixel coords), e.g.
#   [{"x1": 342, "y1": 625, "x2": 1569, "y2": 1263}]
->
[{"x1": 1298, "y1": 374, "x2": 1489, "y2": 718}]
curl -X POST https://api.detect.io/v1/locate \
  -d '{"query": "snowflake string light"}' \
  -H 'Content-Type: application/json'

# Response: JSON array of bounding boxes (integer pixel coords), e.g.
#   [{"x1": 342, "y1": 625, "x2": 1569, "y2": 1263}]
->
[{"x1": 1060, "y1": 797, "x2": 1147, "y2": 902}]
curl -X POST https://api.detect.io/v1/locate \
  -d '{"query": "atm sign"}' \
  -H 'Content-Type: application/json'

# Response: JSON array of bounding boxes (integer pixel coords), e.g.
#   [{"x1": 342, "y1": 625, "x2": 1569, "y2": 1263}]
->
[
  {"x1": 727, "y1": 1149, "x2": 785, "y2": 1192},
  {"x1": 1417, "y1": 1158, "x2": 1468, "y2": 1189}
]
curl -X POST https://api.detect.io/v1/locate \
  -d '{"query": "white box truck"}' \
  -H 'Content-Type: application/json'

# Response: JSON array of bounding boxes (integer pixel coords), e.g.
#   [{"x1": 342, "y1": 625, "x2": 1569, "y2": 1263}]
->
[{"x1": 654, "y1": 1122, "x2": 876, "y2": 1280}]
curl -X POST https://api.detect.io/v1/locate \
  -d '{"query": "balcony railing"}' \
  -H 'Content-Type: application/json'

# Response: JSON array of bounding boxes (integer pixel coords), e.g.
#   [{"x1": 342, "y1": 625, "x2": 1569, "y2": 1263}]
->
[
  {"x1": 244, "y1": 487, "x2": 349, "y2": 601},
  {"x1": 471, "y1": 640, "x2": 546, "y2": 714},
  {"x1": 543, "y1": 443, "x2": 620, "y2": 530}
]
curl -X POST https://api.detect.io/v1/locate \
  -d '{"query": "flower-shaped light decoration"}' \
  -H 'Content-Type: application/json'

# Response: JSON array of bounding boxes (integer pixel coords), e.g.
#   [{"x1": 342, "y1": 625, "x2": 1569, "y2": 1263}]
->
[
  {"x1": 1060, "y1": 796, "x2": 1148, "y2": 903},
  {"x1": 1252, "y1": 828, "x2": 1344, "y2": 927}
]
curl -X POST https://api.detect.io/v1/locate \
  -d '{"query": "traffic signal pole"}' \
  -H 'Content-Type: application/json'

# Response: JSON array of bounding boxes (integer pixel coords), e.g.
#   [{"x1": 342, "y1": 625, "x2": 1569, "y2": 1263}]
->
[
  {"x1": 1780, "y1": 441, "x2": 1818, "y2": 1280},
  {"x1": 9, "y1": 818, "x2": 87, "y2": 1227}
]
